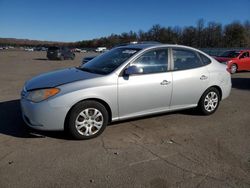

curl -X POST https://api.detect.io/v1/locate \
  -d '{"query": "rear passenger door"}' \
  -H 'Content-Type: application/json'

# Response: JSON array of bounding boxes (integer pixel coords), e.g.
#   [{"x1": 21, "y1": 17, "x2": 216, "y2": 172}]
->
[{"x1": 170, "y1": 48, "x2": 210, "y2": 108}]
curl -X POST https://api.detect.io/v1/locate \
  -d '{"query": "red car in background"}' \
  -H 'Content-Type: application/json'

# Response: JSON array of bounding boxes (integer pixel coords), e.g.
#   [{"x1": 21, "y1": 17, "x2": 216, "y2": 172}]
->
[{"x1": 214, "y1": 50, "x2": 250, "y2": 74}]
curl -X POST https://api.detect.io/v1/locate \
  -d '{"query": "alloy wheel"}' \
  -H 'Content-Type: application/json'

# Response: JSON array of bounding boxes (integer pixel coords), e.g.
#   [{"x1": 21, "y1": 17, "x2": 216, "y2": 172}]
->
[
  {"x1": 75, "y1": 108, "x2": 103, "y2": 136},
  {"x1": 204, "y1": 91, "x2": 218, "y2": 112}
]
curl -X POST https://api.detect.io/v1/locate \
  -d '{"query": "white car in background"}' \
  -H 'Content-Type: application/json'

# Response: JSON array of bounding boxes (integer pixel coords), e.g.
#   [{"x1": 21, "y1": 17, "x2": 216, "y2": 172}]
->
[
  {"x1": 25, "y1": 48, "x2": 34, "y2": 52},
  {"x1": 95, "y1": 47, "x2": 107, "y2": 53}
]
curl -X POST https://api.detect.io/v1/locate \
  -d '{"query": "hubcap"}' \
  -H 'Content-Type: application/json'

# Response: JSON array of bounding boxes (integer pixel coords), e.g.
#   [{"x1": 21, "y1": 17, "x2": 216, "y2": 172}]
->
[
  {"x1": 204, "y1": 92, "x2": 218, "y2": 112},
  {"x1": 75, "y1": 108, "x2": 103, "y2": 136},
  {"x1": 231, "y1": 65, "x2": 237, "y2": 73}
]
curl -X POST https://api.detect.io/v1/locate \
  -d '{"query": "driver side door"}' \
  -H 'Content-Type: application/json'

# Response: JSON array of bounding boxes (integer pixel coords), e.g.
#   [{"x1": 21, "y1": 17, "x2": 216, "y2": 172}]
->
[{"x1": 118, "y1": 48, "x2": 173, "y2": 119}]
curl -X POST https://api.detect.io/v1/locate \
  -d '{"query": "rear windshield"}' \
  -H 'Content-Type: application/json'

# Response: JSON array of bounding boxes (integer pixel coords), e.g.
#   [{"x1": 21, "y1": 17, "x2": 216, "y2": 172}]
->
[{"x1": 48, "y1": 47, "x2": 59, "y2": 51}]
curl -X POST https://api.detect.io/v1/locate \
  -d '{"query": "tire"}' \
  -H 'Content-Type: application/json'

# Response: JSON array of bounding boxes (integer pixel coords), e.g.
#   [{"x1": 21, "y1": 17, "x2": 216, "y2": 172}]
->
[
  {"x1": 230, "y1": 64, "x2": 237, "y2": 74},
  {"x1": 60, "y1": 56, "x2": 64, "y2": 61},
  {"x1": 198, "y1": 87, "x2": 220, "y2": 115},
  {"x1": 67, "y1": 101, "x2": 108, "y2": 140},
  {"x1": 71, "y1": 54, "x2": 75, "y2": 60}
]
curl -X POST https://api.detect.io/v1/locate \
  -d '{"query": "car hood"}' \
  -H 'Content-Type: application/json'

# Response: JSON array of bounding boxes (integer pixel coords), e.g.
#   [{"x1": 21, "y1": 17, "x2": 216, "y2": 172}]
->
[{"x1": 25, "y1": 67, "x2": 101, "y2": 91}]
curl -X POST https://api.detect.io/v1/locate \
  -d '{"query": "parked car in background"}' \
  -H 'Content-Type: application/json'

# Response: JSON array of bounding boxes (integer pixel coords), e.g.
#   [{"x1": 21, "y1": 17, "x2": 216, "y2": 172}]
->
[
  {"x1": 73, "y1": 48, "x2": 87, "y2": 53},
  {"x1": 214, "y1": 50, "x2": 250, "y2": 73},
  {"x1": 21, "y1": 43, "x2": 231, "y2": 139},
  {"x1": 25, "y1": 48, "x2": 34, "y2": 52},
  {"x1": 80, "y1": 49, "x2": 87, "y2": 53},
  {"x1": 47, "y1": 46, "x2": 75, "y2": 60},
  {"x1": 41, "y1": 47, "x2": 48, "y2": 51},
  {"x1": 81, "y1": 56, "x2": 97, "y2": 65},
  {"x1": 95, "y1": 47, "x2": 107, "y2": 53},
  {"x1": 34, "y1": 47, "x2": 48, "y2": 51}
]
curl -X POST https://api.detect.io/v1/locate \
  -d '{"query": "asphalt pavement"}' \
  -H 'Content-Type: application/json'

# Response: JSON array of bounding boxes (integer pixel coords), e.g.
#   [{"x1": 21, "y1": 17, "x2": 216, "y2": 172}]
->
[{"x1": 0, "y1": 51, "x2": 250, "y2": 188}]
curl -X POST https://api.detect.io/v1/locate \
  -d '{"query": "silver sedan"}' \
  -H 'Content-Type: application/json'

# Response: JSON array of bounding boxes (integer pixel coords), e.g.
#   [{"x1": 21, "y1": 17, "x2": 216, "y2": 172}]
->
[{"x1": 21, "y1": 44, "x2": 231, "y2": 139}]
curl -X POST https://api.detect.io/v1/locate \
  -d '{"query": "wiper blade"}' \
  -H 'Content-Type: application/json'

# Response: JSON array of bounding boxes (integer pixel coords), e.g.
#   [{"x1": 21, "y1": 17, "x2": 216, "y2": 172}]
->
[
  {"x1": 76, "y1": 67, "x2": 105, "y2": 75},
  {"x1": 76, "y1": 67, "x2": 94, "y2": 73}
]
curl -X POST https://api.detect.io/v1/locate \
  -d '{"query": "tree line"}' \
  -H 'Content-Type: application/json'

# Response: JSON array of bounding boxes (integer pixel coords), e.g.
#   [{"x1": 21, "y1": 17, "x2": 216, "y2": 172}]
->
[
  {"x1": 1, "y1": 19, "x2": 249, "y2": 48},
  {"x1": 76, "y1": 19, "x2": 250, "y2": 48}
]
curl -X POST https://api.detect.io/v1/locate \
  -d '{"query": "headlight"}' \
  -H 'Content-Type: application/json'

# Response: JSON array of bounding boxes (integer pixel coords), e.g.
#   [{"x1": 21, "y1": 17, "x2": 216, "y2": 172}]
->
[{"x1": 26, "y1": 88, "x2": 60, "y2": 103}]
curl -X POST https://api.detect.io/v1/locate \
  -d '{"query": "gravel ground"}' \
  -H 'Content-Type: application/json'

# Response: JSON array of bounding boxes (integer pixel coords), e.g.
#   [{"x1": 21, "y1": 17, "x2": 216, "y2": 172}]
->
[{"x1": 0, "y1": 50, "x2": 250, "y2": 188}]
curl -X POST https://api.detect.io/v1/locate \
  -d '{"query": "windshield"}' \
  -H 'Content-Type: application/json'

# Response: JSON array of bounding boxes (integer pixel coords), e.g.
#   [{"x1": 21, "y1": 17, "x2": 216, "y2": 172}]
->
[
  {"x1": 219, "y1": 51, "x2": 240, "y2": 58},
  {"x1": 80, "y1": 48, "x2": 140, "y2": 75},
  {"x1": 48, "y1": 47, "x2": 59, "y2": 51}
]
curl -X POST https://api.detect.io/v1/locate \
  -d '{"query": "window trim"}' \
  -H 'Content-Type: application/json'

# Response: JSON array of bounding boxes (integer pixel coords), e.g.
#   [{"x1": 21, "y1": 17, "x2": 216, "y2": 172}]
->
[{"x1": 197, "y1": 52, "x2": 212, "y2": 65}]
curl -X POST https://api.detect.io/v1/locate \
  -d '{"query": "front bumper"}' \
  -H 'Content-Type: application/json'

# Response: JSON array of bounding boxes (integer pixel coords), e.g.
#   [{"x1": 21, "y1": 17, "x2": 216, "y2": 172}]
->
[{"x1": 20, "y1": 98, "x2": 69, "y2": 131}]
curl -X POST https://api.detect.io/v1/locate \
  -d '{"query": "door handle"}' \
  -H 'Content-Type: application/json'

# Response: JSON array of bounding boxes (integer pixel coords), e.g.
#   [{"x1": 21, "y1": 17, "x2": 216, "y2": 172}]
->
[
  {"x1": 160, "y1": 80, "x2": 171, "y2": 85},
  {"x1": 200, "y1": 75, "x2": 208, "y2": 80}
]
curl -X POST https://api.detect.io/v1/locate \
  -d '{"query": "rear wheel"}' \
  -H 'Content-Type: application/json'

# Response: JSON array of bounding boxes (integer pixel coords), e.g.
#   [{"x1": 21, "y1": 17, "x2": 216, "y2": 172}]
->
[
  {"x1": 198, "y1": 87, "x2": 220, "y2": 115},
  {"x1": 230, "y1": 64, "x2": 237, "y2": 74},
  {"x1": 67, "y1": 101, "x2": 108, "y2": 140}
]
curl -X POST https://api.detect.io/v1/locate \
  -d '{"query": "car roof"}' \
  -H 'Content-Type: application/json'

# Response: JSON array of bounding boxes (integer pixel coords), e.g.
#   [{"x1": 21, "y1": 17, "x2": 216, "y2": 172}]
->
[
  {"x1": 118, "y1": 43, "x2": 200, "y2": 51},
  {"x1": 120, "y1": 43, "x2": 161, "y2": 49}
]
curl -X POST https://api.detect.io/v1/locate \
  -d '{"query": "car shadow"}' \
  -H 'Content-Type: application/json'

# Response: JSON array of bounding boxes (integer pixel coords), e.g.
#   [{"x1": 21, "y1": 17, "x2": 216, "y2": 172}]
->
[
  {"x1": 0, "y1": 99, "x2": 201, "y2": 139},
  {"x1": 231, "y1": 77, "x2": 250, "y2": 90},
  {"x1": 0, "y1": 100, "x2": 70, "y2": 139}
]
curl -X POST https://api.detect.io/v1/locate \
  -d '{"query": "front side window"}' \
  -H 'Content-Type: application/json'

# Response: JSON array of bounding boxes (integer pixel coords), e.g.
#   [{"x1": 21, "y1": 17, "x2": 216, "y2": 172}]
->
[
  {"x1": 173, "y1": 48, "x2": 203, "y2": 71},
  {"x1": 48, "y1": 47, "x2": 59, "y2": 51},
  {"x1": 240, "y1": 52, "x2": 249, "y2": 58},
  {"x1": 131, "y1": 49, "x2": 168, "y2": 74}
]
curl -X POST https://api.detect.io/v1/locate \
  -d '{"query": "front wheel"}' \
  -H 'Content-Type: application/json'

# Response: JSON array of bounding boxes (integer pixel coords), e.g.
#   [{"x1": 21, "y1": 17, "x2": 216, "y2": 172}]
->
[
  {"x1": 198, "y1": 88, "x2": 220, "y2": 115},
  {"x1": 67, "y1": 101, "x2": 108, "y2": 140}
]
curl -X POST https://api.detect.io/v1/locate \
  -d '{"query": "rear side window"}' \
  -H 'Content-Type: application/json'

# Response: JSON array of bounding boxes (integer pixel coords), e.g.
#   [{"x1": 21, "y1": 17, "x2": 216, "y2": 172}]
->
[
  {"x1": 173, "y1": 49, "x2": 203, "y2": 71},
  {"x1": 199, "y1": 53, "x2": 211, "y2": 65}
]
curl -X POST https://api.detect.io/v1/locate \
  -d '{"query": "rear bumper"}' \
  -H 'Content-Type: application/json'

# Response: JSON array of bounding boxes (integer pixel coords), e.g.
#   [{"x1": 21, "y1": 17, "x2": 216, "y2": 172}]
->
[
  {"x1": 221, "y1": 83, "x2": 231, "y2": 100},
  {"x1": 20, "y1": 98, "x2": 69, "y2": 131},
  {"x1": 221, "y1": 74, "x2": 232, "y2": 100}
]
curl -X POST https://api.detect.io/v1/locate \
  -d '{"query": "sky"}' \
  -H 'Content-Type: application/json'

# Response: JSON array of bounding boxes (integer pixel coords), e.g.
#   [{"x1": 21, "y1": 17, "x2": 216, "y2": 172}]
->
[{"x1": 0, "y1": 0, "x2": 249, "y2": 42}]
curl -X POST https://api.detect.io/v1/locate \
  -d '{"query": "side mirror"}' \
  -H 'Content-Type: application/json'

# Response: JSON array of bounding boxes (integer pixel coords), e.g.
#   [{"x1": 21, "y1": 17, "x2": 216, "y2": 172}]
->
[{"x1": 125, "y1": 65, "x2": 143, "y2": 75}]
